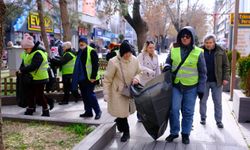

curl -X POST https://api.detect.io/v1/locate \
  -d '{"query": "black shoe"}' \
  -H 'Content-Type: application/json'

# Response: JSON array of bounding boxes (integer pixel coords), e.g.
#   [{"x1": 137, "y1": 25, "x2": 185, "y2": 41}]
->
[
  {"x1": 47, "y1": 98, "x2": 55, "y2": 110},
  {"x1": 79, "y1": 113, "x2": 93, "y2": 118},
  {"x1": 217, "y1": 122, "x2": 224, "y2": 128},
  {"x1": 41, "y1": 109, "x2": 50, "y2": 117},
  {"x1": 95, "y1": 111, "x2": 102, "y2": 120},
  {"x1": 182, "y1": 134, "x2": 190, "y2": 144},
  {"x1": 165, "y1": 134, "x2": 179, "y2": 142},
  {"x1": 24, "y1": 108, "x2": 34, "y2": 116},
  {"x1": 120, "y1": 132, "x2": 130, "y2": 142},
  {"x1": 200, "y1": 119, "x2": 206, "y2": 125},
  {"x1": 59, "y1": 101, "x2": 68, "y2": 105}
]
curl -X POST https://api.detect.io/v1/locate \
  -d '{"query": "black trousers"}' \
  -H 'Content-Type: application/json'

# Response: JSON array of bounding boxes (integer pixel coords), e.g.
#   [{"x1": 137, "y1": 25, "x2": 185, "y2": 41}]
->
[
  {"x1": 27, "y1": 83, "x2": 48, "y2": 110},
  {"x1": 115, "y1": 117, "x2": 129, "y2": 133},
  {"x1": 62, "y1": 77, "x2": 71, "y2": 102}
]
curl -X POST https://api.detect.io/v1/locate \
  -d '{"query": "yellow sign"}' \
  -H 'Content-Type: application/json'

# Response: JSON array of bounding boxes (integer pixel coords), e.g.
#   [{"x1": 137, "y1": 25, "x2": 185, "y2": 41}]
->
[
  {"x1": 28, "y1": 12, "x2": 53, "y2": 32},
  {"x1": 230, "y1": 13, "x2": 250, "y2": 26}
]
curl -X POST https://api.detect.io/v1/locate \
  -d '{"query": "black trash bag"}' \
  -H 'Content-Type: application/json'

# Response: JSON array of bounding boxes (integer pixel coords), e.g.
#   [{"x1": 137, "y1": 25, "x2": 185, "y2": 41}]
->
[
  {"x1": 130, "y1": 71, "x2": 172, "y2": 140},
  {"x1": 45, "y1": 66, "x2": 56, "y2": 93},
  {"x1": 16, "y1": 73, "x2": 28, "y2": 108}
]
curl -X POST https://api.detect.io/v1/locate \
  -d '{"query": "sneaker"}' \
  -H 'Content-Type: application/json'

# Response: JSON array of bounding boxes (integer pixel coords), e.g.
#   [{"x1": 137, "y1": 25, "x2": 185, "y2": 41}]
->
[
  {"x1": 182, "y1": 134, "x2": 190, "y2": 144},
  {"x1": 217, "y1": 122, "x2": 224, "y2": 128},
  {"x1": 200, "y1": 119, "x2": 206, "y2": 125},
  {"x1": 165, "y1": 134, "x2": 179, "y2": 142}
]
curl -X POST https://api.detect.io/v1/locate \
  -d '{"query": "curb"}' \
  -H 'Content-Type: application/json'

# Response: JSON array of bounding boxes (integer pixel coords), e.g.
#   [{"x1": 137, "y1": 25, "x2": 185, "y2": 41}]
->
[
  {"x1": 2, "y1": 89, "x2": 103, "y2": 106},
  {"x1": 73, "y1": 123, "x2": 116, "y2": 150}
]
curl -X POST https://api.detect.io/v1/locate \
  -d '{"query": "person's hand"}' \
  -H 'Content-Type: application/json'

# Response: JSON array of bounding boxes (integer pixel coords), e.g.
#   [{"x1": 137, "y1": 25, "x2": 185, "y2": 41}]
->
[
  {"x1": 223, "y1": 80, "x2": 229, "y2": 86},
  {"x1": 90, "y1": 79, "x2": 96, "y2": 83},
  {"x1": 197, "y1": 92, "x2": 204, "y2": 100},
  {"x1": 132, "y1": 78, "x2": 139, "y2": 85},
  {"x1": 162, "y1": 64, "x2": 171, "y2": 73}
]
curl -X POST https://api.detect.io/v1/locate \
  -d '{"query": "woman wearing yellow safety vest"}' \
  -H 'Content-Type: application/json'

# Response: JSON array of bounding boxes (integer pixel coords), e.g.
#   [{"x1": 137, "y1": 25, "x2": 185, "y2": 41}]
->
[
  {"x1": 19, "y1": 33, "x2": 50, "y2": 117},
  {"x1": 164, "y1": 26, "x2": 207, "y2": 144},
  {"x1": 50, "y1": 41, "x2": 76, "y2": 105}
]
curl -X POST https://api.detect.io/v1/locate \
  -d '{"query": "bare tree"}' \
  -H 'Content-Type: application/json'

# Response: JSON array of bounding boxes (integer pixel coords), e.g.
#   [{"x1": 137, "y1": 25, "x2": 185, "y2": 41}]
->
[
  {"x1": 37, "y1": 0, "x2": 50, "y2": 56},
  {"x1": 118, "y1": 0, "x2": 149, "y2": 51},
  {"x1": 59, "y1": 0, "x2": 71, "y2": 41},
  {"x1": 0, "y1": 0, "x2": 6, "y2": 149}
]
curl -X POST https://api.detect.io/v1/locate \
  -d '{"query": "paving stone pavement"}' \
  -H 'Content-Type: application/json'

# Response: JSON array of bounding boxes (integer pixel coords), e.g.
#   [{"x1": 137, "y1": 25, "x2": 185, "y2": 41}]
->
[{"x1": 104, "y1": 92, "x2": 249, "y2": 150}]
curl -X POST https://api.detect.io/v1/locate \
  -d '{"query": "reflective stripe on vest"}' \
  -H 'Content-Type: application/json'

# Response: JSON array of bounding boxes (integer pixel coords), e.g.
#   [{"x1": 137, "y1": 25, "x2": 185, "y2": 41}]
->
[
  {"x1": 171, "y1": 46, "x2": 202, "y2": 86},
  {"x1": 23, "y1": 50, "x2": 49, "y2": 80},
  {"x1": 86, "y1": 46, "x2": 100, "y2": 80},
  {"x1": 62, "y1": 51, "x2": 76, "y2": 75}
]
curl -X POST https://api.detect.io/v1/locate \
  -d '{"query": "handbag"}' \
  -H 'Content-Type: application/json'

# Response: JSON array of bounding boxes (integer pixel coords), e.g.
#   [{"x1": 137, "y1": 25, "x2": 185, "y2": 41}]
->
[{"x1": 118, "y1": 58, "x2": 132, "y2": 98}]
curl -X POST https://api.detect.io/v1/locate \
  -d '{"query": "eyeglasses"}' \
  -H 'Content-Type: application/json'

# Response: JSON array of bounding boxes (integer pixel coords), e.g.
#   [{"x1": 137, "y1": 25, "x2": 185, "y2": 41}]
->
[{"x1": 181, "y1": 35, "x2": 191, "y2": 39}]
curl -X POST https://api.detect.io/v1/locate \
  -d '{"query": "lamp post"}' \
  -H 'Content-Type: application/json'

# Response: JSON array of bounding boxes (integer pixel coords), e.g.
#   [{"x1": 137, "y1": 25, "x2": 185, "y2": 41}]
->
[{"x1": 230, "y1": 0, "x2": 240, "y2": 101}]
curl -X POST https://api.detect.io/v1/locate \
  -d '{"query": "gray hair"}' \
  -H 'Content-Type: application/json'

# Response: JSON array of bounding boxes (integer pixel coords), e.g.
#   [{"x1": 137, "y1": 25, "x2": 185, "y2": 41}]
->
[
  {"x1": 62, "y1": 41, "x2": 72, "y2": 50},
  {"x1": 203, "y1": 34, "x2": 216, "y2": 43}
]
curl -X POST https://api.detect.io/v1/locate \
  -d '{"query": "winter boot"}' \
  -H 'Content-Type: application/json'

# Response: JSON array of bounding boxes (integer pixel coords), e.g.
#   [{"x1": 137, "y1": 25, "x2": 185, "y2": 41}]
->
[
  {"x1": 41, "y1": 109, "x2": 50, "y2": 117},
  {"x1": 24, "y1": 108, "x2": 35, "y2": 116}
]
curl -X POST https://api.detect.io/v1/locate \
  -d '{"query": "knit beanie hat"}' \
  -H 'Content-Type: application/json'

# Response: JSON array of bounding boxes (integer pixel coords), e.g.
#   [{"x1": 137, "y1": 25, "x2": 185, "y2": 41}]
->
[
  {"x1": 79, "y1": 36, "x2": 88, "y2": 44},
  {"x1": 119, "y1": 41, "x2": 133, "y2": 57},
  {"x1": 21, "y1": 33, "x2": 35, "y2": 49}
]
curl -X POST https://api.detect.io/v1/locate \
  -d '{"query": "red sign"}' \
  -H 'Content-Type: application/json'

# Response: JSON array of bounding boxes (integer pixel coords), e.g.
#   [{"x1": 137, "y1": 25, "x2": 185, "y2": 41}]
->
[{"x1": 78, "y1": 27, "x2": 88, "y2": 36}]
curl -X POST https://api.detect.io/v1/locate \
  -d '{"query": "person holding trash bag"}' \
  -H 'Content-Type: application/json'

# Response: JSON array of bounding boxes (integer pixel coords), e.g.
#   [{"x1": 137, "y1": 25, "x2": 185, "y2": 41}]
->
[
  {"x1": 164, "y1": 26, "x2": 207, "y2": 144},
  {"x1": 18, "y1": 33, "x2": 50, "y2": 117},
  {"x1": 103, "y1": 41, "x2": 141, "y2": 142}
]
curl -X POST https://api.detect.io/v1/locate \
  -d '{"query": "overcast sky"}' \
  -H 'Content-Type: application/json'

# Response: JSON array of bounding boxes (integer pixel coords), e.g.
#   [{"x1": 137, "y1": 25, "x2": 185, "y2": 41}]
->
[{"x1": 198, "y1": 0, "x2": 215, "y2": 12}]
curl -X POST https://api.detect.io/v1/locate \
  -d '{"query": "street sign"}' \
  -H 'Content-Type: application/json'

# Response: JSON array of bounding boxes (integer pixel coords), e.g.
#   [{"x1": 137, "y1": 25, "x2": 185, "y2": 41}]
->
[{"x1": 230, "y1": 13, "x2": 250, "y2": 26}]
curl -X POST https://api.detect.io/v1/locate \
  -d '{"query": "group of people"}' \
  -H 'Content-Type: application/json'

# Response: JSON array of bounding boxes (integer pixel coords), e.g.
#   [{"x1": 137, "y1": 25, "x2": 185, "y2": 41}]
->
[
  {"x1": 18, "y1": 34, "x2": 102, "y2": 120},
  {"x1": 103, "y1": 26, "x2": 229, "y2": 144},
  {"x1": 17, "y1": 25, "x2": 229, "y2": 144}
]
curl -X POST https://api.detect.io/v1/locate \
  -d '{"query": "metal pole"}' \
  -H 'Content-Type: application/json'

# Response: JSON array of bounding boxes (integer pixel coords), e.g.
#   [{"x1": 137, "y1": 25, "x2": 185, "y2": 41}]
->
[{"x1": 230, "y1": 0, "x2": 240, "y2": 101}]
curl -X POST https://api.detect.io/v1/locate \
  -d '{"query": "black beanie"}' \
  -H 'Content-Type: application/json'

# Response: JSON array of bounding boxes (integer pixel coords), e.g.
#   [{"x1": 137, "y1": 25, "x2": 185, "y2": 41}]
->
[{"x1": 119, "y1": 41, "x2": 132, "y2": 57}]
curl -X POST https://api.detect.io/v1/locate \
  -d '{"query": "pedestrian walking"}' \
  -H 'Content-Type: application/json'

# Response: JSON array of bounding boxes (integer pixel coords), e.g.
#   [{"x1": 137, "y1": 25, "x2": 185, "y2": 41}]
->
[
  {"x1": 51, "y1": 41, "x2": 76, "y2": 105},
  {"x1": 72, "y1": 36, "x2": 102, "y2": 120},
  {"x1": 199, "y1": 34, "x2": 230, "y2": 128},
  {"x1": 103, "y1": 41, "x2": 141, "y2": 142},
  {"x1": 164, "y1": 26, "x2": 207, "y2": 144},
  {"x1": 19, "y1": 33, "x2": 50, "y2": 117}
]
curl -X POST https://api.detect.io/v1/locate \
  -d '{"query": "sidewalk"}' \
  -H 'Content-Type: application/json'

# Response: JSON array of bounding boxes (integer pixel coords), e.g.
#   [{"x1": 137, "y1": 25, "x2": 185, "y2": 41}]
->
[
  {"x1": 104, "y1": 92, "x2": 249, "y2": 150},
  {"x1": 2, "y1": 92, "x2": 249, "y2": 150}
]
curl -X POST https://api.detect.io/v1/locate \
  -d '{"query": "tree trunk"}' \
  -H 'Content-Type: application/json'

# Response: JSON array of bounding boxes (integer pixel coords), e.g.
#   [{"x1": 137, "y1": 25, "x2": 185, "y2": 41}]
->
[
  {"x1": 0, "y1": 0, "x2": 5, "y2": 149},
  {"x1": 59, "y1": 0, "x2": 71, "y2": 41},
  {"x1": 37, "y1": 0, "x2": 50, "y2": 56},
  {"x1": 119, "y1": 0, "x2": 148, "y2": 53}
]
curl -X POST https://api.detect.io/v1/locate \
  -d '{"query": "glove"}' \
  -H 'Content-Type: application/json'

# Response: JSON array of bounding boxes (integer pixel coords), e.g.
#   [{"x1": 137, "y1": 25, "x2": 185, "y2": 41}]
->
[
  {"x1": 197, "y1": 92, "x2": 204, "y2": 100},
  {"x1": 162, "y1": 64, "x2": 171, "y2": 73}
]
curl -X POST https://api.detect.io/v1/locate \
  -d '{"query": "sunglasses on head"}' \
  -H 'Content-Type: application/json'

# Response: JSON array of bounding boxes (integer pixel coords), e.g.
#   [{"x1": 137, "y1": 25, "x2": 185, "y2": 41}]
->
[
  {"x1": 146, "y1": 41, "x2": 154, "y2": 45},
  {"x1": 181, "y1": 35, "x2": 191, "y2": 39}
]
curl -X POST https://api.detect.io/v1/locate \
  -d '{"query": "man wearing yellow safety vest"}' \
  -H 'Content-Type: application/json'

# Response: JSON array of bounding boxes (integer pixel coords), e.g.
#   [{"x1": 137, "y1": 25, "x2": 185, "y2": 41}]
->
[
  {"x1": 19, "y1": 33, "x2": 50, "y2": 117},
  {"x1": 72, "y1": 36, "x2": 102, "y2": 120},
  {"x1": 164, "y1": 26, "x2": 207, "y2": 144},
  {"x1": 51, "y1": 41, "x2": 77, "y2": 105}
]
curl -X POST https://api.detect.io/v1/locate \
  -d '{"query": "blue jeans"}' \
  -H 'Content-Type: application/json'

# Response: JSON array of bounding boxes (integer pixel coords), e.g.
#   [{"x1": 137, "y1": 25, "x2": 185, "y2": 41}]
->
[
  {"x1": 199, "y1": 82, "x2": 222, "y2": 123},
  {"x1": 170, "y1": 87, "x2": 197, "y2": 135},
  {"x1": 79, "y1": 82, "x2": 101, "y2": 115}
]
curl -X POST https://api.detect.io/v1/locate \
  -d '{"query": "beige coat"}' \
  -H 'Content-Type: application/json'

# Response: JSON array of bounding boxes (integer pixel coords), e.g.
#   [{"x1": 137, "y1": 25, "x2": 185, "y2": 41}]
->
[
  {"x1": 103, "y1": 55, "x2": 141, "y2": 118},
  {"x1": 137, "y1": 52, "x2": 161, "y2": 86}
]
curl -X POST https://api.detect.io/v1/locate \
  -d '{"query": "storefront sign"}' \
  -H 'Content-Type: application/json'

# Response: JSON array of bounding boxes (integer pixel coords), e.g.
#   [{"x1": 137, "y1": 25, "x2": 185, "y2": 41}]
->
[
  {"x1": 230, "y1": 13, "x2": 250, "y2": 26},
  {"x1": 235, "y1": 28, "x2": 250, "y2": 56},
  {"x1": 28, "y1": 12, "x2": 53, "y2": 33}
]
